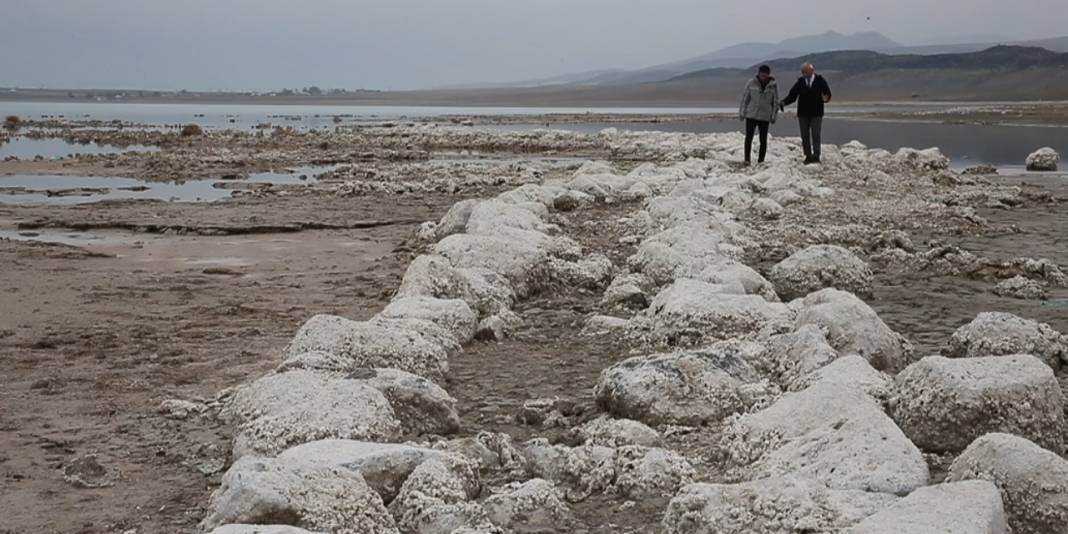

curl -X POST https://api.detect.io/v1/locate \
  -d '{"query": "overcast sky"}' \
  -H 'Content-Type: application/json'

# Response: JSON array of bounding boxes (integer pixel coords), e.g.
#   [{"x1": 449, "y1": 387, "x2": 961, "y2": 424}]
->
[{"x1": 2, "y1": 0, "x2": 1066, "y2": 91}]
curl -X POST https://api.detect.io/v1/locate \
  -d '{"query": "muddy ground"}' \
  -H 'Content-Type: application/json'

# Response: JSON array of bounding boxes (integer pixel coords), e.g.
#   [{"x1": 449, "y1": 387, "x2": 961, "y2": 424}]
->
[{"x1": 2, "y1": 118, "x2": 1068, "y2": 533}]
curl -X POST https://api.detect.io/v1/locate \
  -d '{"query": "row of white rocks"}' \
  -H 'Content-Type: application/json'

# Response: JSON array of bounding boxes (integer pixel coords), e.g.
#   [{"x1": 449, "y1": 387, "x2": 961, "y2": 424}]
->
[{"x1": 200, "y1": 130, "x2": 1068, "y2": 533}]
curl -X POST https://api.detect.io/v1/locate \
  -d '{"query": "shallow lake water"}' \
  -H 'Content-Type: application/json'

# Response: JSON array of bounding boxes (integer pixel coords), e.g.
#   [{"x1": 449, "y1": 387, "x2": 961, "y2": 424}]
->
[{"x1": 0, "y1": 135, "x2": 159, "y2": 159}]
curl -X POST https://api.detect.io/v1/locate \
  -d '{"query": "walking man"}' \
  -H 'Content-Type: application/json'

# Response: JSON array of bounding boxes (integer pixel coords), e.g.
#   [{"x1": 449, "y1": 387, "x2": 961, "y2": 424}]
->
[
  {"x1": 780, "y1": 63, "x2": 832, "y2": 164},
  {"x1": 738, "y1": 64, "x2": 779, "y2": 166}
]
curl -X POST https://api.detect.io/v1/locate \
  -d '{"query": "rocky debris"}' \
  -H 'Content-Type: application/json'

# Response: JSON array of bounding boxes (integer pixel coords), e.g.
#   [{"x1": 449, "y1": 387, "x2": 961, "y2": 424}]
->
[
  {"x1": 595, "y1": 341, "x2": 772, "y2": 426},
  {"x1": 522, "y1": 441, "x2": 694, "y2": 501},
  {"x1": 63, "y1": 454, "x2": 117, "y2": 489},
  {"x1": 633, "y1": 279, "x2": 791, "y2": 344},
  {"x1": 202, "y1": 455, "x2": 398, "y2": 534},
  {"x1": 962, "y1": 164, "x2": 999, "y2": 175},
  {"x1": 225, "y1": 370, "x2": 401, "y2": 458},
  {"x1": 759, "y1": 324, "x2": 841, "y2": 391},
  {"x1": 943, "y1": 312, "x2": 1068, "y2": 369},
  {"x1": 629, "y1": 223, "x2": 744, "y2": 285},
  {"x1": 514, "y1": 397, "x2": 579, "y2": 426},
  {"x1": 474, "y1": 309, "x2": 523, "y2": 341},
  {"x1": 207, "y1": 525, "x2": 326, "y2": 534},
  {"x1": 948, "y1": 433, "x2": 1068, "y2": 534},
  {"x1": 845, "y1": 480, "x2": 1008, "y2": 534},
  {"x1": 993, "y1": 275, "x2": 1047, "y2": 300},
  {"x1": 722, "y1": 380, "x2": 928, "y2": 495},
  {"x1": 571, "y1": 416, "x2": 661, "y2": 448},
  {"x1": 791, "y1": 289, "x2": 912, "y2": 373},
  {"x1": 663, "y1": 476, "x2": 899, "y2": 534},
  {"x1": 895, "y1": 147, "x2": 950, "y2": 170},
  {"x1": 1025, "y1": 147, "x2": 1060, "y2": 171},
  {"x1": 394, "y1": 255, "x2": 515, "y2": 317},
  {"x1": 379, "y1": 296, "x2": 478, "y2": 345},
  {"x1": 553, "y1": 189, "x2": 595, "y2": 211},
  {"x1": 434, "y1": 433, "x2": 528, "y2": 476},
  {"x1": 344, "y1": 368, "x2": 461, "y2": 436},
  {"x1": 750, "y1": 197, "x2": 784, "y2": 219},
  {"x1": 158, "y1": 398, "x2": 206, "y2": 419},
  {"x1": 697, "y1": 262, "x2": 780, "y2": 302},
  {"x1": 789, "y1": 354, "x2": 891, "y2": 400},
  {"x1": 387, "y1": 457, "x2": 484, "y2": 534},
  {"x1": 285, "y1": 315, "x2": 453, "y2": 383},
  {"x1": 769, "y1": 244, "x2": 874, "y2": 300},
  {"x1": 549, "y1": 253, "x2": 614, "y2": 289},
  {"x1": 889, "y1": 355, "x2": 1064, "y2": 453},
  {"x1": 483, "y1": 479, "x2": 571, "y2": 531},
  {"x1": 600, "y1": 273, "x2": 654, "y2": 309}
]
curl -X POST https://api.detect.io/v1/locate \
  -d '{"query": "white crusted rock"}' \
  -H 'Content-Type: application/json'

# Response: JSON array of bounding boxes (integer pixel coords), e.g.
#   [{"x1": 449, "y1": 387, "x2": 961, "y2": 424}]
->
[
  {"x1": 640, "y1": 279, "x2": 791, "y2": 344},
  {"x1": 751, "y1": 197, "x2": 784, "y2": 220},
  {"x1": 947, "y1": 433, "x2": 1068, "y2": 534},
  {"x1": 629, "y1": 223, "x2": 742, "y2": 284},
  {"x1": 595, "y1": 342, "x2": 772, "y2": 426},
  {"x1": 435, "y1": 199, "x2": 479, "y2": 240},
  {"x1": 697, "y1": 261, "x2": 780, "y2": 302},
  {"x1": 601, "y1": 273, "x2": 654, "y2": 309},
  {"x1": 724, "y1": 380, "x2": 928, "y2": 495},
  {"x1": 483, "y1": 479, "x2": 571, "y2": 531},
  {"x1": 344, "y1": 368, "x2": 462, "y2": 437},
  {"x1": 394, "y1": 255, "x2": 515, "y2": 317},
  {"x1": 846, "y1": 480, "x2": 1008, "y2": 534},
  {"x1": 612, "y1": 445, "x2": 696, "y2": 500},
  {"x1": 474, "y1": 309, "x2": 522, "y2": 341},
  {"x1": 769, "y1": 245, "x2": 874, "y2": 301},
  {"x1": 943, "y1": 312, "x2": 1068, "y2": 369},
  {"x1": 760, "y1": 324, "x2": 840, "y2": 390},
  {"x1": 993, "y1": 275, "x2": 1047, "y2": 300},
  {"x1": 226, "y1": 370, "x2": 401, "y2": 458},
  {"x1": 464, "y1": 199, "x2": 552, "y2": 236},
  {"x1": 792, "y1": 289, "x2": 911, "y2": 373},
  {"x1": 793, "y1": 354, "x2": 891, "y2": 400},
  {"x1": 434, "y1": 233, "x2": 550, "y2": 298},
  {"x1": 890, "y1": 355, "x2": 1064, "y2": 453},
  {"x1": 379, "y1": 296, "x2": 478, "y2": 345},
  {"x1": 663, "y1": 476, "x2": 899, "y2": 534},
  {"x1": 550, "y1": 253, "x2": 614, "y2": 289},
  {"x1": 572, "y1": 416, "x2": 661, "y2": 448},
  {"x1": 895, "y1": 147, "x2": 950, "y2": 170},
  {"x1": 207, "y1": 526, "x2": 325, "y2": 534},
  {"x1": 285, "y1": 315, "x2": 451, "y2": 383},
  {"x1": 388, "y1": 457, "x2": 483, "y2": 534},
  {"x1": 202, "y1": 455, "x2": 398, "y2": 534},
  {"x1": 553, "y1": 189, "x2": 595, "y2": 212},
  {"x1": 1025, "y1": 147, "x2": 1059, "y2": 171}
]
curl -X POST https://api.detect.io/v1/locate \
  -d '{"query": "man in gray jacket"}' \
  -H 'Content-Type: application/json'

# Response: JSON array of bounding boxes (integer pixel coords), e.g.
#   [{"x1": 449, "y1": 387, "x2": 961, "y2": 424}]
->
[{"x1": 738, "y1": 65, "x2": 779, "y2": 165}]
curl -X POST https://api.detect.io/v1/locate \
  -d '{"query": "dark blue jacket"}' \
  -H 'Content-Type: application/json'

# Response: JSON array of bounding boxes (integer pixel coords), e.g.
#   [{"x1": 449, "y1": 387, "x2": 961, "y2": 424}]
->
[{"x1": 781, "y1": 74, "x2": 832, "y2": 117}]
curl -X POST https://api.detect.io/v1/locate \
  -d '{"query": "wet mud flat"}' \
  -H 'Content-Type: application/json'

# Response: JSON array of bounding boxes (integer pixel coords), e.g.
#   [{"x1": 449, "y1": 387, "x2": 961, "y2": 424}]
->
[{"x1": 3, "y1": 121, "x2": 1068, "y2": 533}]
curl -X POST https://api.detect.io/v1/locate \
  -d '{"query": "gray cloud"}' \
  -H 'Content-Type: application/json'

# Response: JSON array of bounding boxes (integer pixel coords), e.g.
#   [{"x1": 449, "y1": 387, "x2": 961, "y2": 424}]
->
[{"x1": 2, "y1": 0, "x2": 1065, "y2": 90}]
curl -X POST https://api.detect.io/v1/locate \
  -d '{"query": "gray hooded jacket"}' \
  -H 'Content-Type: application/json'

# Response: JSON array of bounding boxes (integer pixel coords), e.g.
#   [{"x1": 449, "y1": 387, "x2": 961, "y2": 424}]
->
[{"x1": 739, "y1": 77, "x2": 779, "y2": 123}]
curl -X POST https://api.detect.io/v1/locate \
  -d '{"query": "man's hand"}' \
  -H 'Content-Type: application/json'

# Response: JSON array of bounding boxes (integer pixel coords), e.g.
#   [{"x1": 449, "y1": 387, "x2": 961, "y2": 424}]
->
[{"x1": 822, "y1": 94, "x2": 831, "y2": 103}]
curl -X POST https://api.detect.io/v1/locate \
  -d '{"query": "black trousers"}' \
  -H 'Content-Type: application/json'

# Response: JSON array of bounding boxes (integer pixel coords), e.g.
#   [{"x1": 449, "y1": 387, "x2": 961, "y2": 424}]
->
[
  {"x1": 799, "y1": 115, "x2": 823, "y2": 159},
  {"x1": 744, "y1": 119, "x2": 769, "y2": 163}
]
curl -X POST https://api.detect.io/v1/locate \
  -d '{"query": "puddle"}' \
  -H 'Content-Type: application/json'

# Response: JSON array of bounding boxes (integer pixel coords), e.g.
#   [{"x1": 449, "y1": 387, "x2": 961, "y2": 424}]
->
[
  {"x1": 0, "y1": 165, "x2": 337, "y2": 205},
  {"x1": 0, "y1": 136, "x2": 159, "y2": 159},
  {"x1": 0, "y1": 229, "x2": 130, "y2": 247}
]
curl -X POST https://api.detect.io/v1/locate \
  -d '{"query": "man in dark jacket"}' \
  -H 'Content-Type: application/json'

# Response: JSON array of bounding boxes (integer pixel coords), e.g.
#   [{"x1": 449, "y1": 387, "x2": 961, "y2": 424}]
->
[{"x1": 780, "y1": 63, "x2": 832, "y2": 164}]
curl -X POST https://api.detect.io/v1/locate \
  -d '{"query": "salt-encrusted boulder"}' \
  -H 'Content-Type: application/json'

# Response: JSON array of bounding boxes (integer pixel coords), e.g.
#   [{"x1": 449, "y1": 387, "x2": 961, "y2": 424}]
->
[
  {"x1": 947, "y1": 433, "x2": 1068, "y2": 534},
  {"x1": 550, "y1": 253, "x2": 613, "y2": 289},
  {"x1": 993, "y1": 275, "x2": 1047, "y2": 300},
  {"x1": 943, "y1": 312, "x2": 1068, "y2": 369},
  {"x1": 846, "y1": 480, "x2": 1008, "y2": 534},
  {"x1": 724, "y1": 381, "x2": 928, "y2": 495},
  {"x1": 285, "y1": 315, "x2": 452, "y2": 383},
  {"x1": 202, "y1": 455, "x2": 398, "y2": 534},
  {"x1": 496, "y1": 183, "x2": 557, "y2": 208},
  {"x1": 601, "y1": 273, "x2": 654, "y2": 309},
  {"x1": 276, "y1": 440, "x2": 455, "y2": 503},
  {"x1": 483, "y1": 479, "x2": 571, "y2": 531},
  {"x1": 435, "y1": 199, "x2": 479, "y2": 240},
  {"x1": 895, "y1": 147, "x2": 950, "y2": 170},
  {"x1": 792, "y1": 354, "x2": 891, "y2": 399},
  {"x1": 770, "y1": 189, "x2": 804, "y2": 207},
  {"x1": 522, "y1": 441, "x2": 694, "y2": 501},
  {"x1": 595, "y1": 342, "x2": 771, "y2": 426},
  {"x1": 769, "y1": 245, "x2": 874, "y2": 300},
  {"x1": 434, "y1": 233, "x2": 550, "y2": 298},
  {"x1": 697, "y1": 261, "x2": 780, "y2": 302},
  {"x1": 464, "y1": 199, "x2": 552, "y2": 236},
  {"x1": 552, "y1": 189, "x2": 595, "y2": 212},
  {"x1": 629, "y1": 224, "x2": 742, "y2": 284},
  {"x1": 379, "y1": 296, "x2": 478, "y2": 345},
  {"x1": 387, "y1": 457, "x2": 483, "y2": 534},
  {"x1": 760, "y1": 324, "x2": 840, "y2": 389},
  {"x1": 889, "y1": 355, "x2": 1064, "y2": 453},
  {"x1": 750, "y1": 197, "x2": 784, "y2": 220},
  {"x1": 207, "y1": 526, "x2": 324, "y2": 534},
  {"x1": 226, "y1": 370, "x2": 401, "y2": 458},
  {"x1": 344, "y1": 368, "x2": 462, "y2": 436},
  {"x1": 640, "y1": 279, "x2": 791, "y2": 343},
  {"x1": 1026, "y1": 147, "x2": 1060, "y2": 171},
  {"x1": 663, "y1": 476, "x2": 899, "y2": 534},
  {"x1": 572, "y1": 416, "x2": 661, "y2": 448},
  {"x1": 792, "y1": 289, "x2": 911, "y2": 373},
  {"x1": 474, "y1": 309, "x2": 522, "y2": 341},
  {"x1": 394, "y1": 255, "x2": 516, "y2": 317}
]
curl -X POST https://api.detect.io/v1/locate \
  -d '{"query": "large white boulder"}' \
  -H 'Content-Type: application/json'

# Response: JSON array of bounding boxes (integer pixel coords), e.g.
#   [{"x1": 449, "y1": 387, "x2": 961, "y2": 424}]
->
[
  {"x1": 723, "y1": 380, "x2": 928, "y2": 495},
  {"x1": 696, "y1": 261, "x2": 780, "y2": 302},
  {"x1": 792, "y1": 354, "x2": 892, "y2": 399},
  {"x1": 434, "y1": 199, "x2": 478, "y2": 240},
  {"x1": 629, "y1": 224, "x2": 742, "y2": 284},
  {"x1": 207, "y1": 527, "x2": 324, "y2": 534},
  {"x1": 760, "y1": 324, "x2": 840, "y2": 390},
  {"x1": 463, "y1": 199, "x2": 552, "y2": 236},
  {"x1": 948, "y1": 433, "x2": 1068, "y2": 534},
  {"x1": 1025, "y1": 147, "x2": 1059, "y2": 171},
  {"x1": 387, "y1": 456, "x2": 484, "y2": 534},
  {"x1": 571, "y1": 416, "x2": 661, "y2": 448},
  {"x1": 522, "y1": 441, "x2": 694, "y2": 501},
  {"x1": 285, "y1": 315, "x2": 452, "y2": 383},
  {"x1": 344, "y1": 368, "x2": 462, "y2": 436},
  {"x1": 483, "y1": 479, "x2": 571, "y2": 531},
  {"x1": 663, "y1": 476, "x2": 899, "y2": 534},
  {"x1": 889, "y1": 355, "x2": 1064, "y2": 453},
  {"x1": 640, "y1": 279, "x2": 791, "y2": 343},
  {"x1": 792, "y1": 289, "x2": 911, "y2": 373},
  {"x1": 595, "y1": 342, "x2": 771, "y2": 426},
  {"x1": 379, "y1": 296, "x2": 478, "y2": 345},
  {"x1": 202, "y1": 455, "x2": 398, "y2": 534},
  {"x1": 394, "y1": 255, "x2": 515, "y2": 317},
  {"x1": 943, "y1": 312, "x2": 1068, "y2": 369},
  {"x1": 434, "y1": 233, "x2": 550, "y2": 298},
  {"x1": 769, "y1": 245, "x2": 874, "y2": 300},
  {"x1": 226, "y1": 370, "x2": 401, "y2": 458},
  {"x1": 846, "y1": 480, "x2": 1008, "y2": 534}
]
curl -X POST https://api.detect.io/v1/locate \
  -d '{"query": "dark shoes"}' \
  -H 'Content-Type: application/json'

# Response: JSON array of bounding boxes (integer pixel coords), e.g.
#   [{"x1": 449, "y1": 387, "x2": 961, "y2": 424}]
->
[{"x1": 803, "y1": 156, "x2": 822, "y2": 165}]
